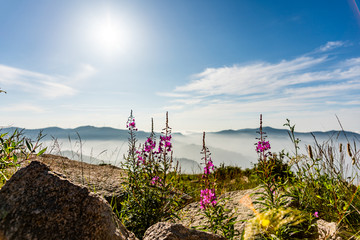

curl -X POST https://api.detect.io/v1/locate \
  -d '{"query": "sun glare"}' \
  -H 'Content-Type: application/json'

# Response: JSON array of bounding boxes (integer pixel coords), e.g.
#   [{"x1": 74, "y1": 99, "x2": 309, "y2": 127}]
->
[
  {"x1": 88, "y1": 13, "x2": 132, "y2": 55},
  {"x1": 349, "y1": 0, "x2": 360, "y2": 26}
]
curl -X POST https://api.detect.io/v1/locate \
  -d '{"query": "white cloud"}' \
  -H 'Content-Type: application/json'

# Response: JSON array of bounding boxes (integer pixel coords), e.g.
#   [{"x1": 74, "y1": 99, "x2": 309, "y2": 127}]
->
[
  {"x1": 173, "y1": 48, "x2": 359, "y2": 102},
  {"x1": 175, "y1": 56, "x2": 327, "y2": 96},
  {"x1": 72, "y1": 64, "x2": 97, "y2": 83},
  {"x1": 318, "y1": 41, "x2": 345, "y2": 52},
  {"x1": 165, "y1": 42, "x2": 360, "y2": 132},
  {"x1": 156, "y1": 92, "x2": 190, "y2": 98},
  {"x1": 172, "y1": 98, "x2": 203, "y2": 105},
  {"x1": 163, "y1": 105, "x2": 184, "y2": 110},
  {"x1": 0, "y1": 64, "x2": 96, "y2": 99}
]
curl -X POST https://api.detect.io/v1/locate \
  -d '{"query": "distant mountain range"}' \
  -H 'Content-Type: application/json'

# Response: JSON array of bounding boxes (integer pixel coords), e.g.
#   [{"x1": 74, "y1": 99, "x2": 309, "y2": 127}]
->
[
  {"x1": 1, "y1": 126, "x2": 149, "y2": 141},
  {"x1": 212, "y1": 126, "x2": 360, "y2": 140},
  {"x1": 2, "y1": 125, "x2": 359, "y2": 141},
  {"x1": 1, "y1": 125, "x2": 359, "y2": 173}
]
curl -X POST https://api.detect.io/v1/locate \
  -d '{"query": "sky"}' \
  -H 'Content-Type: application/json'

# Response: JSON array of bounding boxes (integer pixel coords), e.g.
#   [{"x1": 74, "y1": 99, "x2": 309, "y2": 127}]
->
[{"x1": 0, "y1": 0, "x2": 360, "y2": 133}]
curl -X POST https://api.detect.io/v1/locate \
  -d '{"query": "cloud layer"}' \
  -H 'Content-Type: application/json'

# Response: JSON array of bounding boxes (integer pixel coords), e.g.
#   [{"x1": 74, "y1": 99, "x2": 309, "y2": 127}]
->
[{"x1": 159, "y1": 42, "x2": 360, "y2": 131}]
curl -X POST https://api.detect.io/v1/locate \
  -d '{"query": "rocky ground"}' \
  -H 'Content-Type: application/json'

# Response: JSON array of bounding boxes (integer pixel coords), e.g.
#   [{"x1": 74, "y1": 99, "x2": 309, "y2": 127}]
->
[
  {"x1": 20, "y1": 154, "x2": 263, "y2": 234},
  {"x1": 22, "y1": 154, "x2": 127, "y2": 199},
  {"x1": 12, "y1": 154, "x2": 340, "y2": 239},
  {"x1": 19, "y1": 155, "x2": 274, "y2": 236},
  {"x1": 174, "y1": 188, "x2": 264, "y2": 234}
]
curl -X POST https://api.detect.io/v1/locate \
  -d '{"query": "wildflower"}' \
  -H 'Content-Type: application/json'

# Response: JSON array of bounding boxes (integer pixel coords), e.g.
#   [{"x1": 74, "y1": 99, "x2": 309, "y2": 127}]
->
[
  {"x1": 256, "y1": 140, "x2": 271, "y2": 153},
  {"x1": 138, "y1": 155, "x2": 145, "y2": 164},
  {"x1": 157, "y1": 135, "x2": 172, "y2": 153},
  {"x1": 144, "y1": 137, "x2": 156, "y2": 154},
  {"x1": 261, "y1": 219, "x2": 270, "y2": 227},
  {"x1": 313, "y1": 211, "x2": 319, "y2": 218},
  {"x1": 199, "y1": 188, "x2": 217, "y2": 209},
  {"x1": 204, "y1": 159, "x2": 215, "y2": 175},
  {"x1": 199, "y1": 133, "x2": 217, "y2": 210},
  {"x1": 136, "y1": 150, "x2": 146, "y2": 165},
  {"x1": 126, "y1": 111, "x2": 138, "y2": 131},
  {"x1": 150, "y1": 176, "x2": 162, "y2": 186}
]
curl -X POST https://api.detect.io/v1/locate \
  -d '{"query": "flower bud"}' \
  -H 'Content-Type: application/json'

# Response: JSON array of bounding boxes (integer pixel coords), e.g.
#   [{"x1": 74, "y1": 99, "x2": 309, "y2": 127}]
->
[
  {"x1": 347, "y1": 143, "x2": 353, "y2": 158},
  {"x1": 308, "y1": 145, "x2": 313, "y2": 159}
]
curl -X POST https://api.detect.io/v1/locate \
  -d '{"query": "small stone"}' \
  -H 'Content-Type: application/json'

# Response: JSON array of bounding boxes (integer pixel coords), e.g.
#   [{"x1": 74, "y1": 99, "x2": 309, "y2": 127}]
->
[
  {"x1": 143, "y1": 222, "x2": 225, "y2": 240},
  {"x1": 317, "y1": 219, "x2": 342, "y2": 240}
]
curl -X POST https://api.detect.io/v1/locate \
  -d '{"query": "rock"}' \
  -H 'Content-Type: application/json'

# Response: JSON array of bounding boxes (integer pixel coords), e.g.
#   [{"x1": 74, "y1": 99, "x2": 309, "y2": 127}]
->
[
  {"x1": 0, "y1": 161, "x2": 137, "y2": 240},
  {"x1": 174, "y1": 188, "x2": 265, "y2": 234},
  {"x1": 317, "y1": 219, "x2": 341, "y2": 240},
  {"x1": 23, "y1": 154, "x2": 127, "y2": 203},
  {"x1": 143, "y1": 222, "x2": 225, "y2": 240}
]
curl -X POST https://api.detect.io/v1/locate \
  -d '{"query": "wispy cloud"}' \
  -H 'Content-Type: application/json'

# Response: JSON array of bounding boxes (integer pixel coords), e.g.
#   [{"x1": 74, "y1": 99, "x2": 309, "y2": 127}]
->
[
  {"x1": 156, "y1": 92, "x2": 191, "y2": 98},
  {"x1": 0, "y1": 64, "x2": 96, "y2": 99},
  {"x1": 0, "y1": 103, "x2": 45, "y2": 113},
  {"x1": 71, "y1": 64, "x2": 97, "y2": 83},
  {"x1": 174, "y1": 56, "x2": 328, "y2": 96},
  {"x1": 318, "y1": 41, "x2": 346, "y2": 52},
  {"x1": 162, "y1": 42, "x2": 360, "y2": 131}
]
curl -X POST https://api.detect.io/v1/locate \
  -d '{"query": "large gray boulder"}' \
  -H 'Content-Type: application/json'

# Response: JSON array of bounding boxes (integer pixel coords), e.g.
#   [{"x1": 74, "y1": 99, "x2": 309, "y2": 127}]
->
[
  {"x1": 143, "y1": 222, "x2": 225, "y2": 240},
  {"x1": 0, "y1": 161, "x2": 137, "y2": 240}
]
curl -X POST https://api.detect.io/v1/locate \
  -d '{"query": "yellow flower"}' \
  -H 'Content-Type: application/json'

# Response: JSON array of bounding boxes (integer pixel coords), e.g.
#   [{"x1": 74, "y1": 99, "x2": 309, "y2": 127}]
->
[{"x1": 261, "y1": 219, "x2": 270, "y2": 227}]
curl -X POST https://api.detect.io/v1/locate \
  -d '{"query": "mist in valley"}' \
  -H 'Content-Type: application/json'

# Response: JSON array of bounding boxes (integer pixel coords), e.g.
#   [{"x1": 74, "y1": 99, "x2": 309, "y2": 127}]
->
[{"x1": 32, "y1": 126, "x2": 359, "y2": 175}]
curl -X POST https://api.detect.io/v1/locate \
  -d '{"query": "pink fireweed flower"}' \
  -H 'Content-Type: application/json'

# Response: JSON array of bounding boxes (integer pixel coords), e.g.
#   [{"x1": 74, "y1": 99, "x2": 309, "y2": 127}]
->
[
  {"x1": 314, "y1": 211, "x2": 319, "y2": 218},
  {"x1": 136, "y1": 150, "x2": 146, "y2": 165},
  {"x1": 203, "y1": 160, "x2": 215, "y2": 175},
  {"x1": 126, "y1": 119, "x2": 138, "y2": 131},
  {"x1": 137, "y1": 155, "x2": 145, "y2": 164},
  {"x1": 150, "y1": 176, "x2": 162, "y2": 186},
  {"x1": 157, "y1": 135, "x2": 172, "y2": 154},
  {"x1": 144, "y1": 137, "x2": 156, "y2": 154},
  {"x1": 256, "y1": 140, "x2": 271, "y2": 153},
  {"x1": 199, "y1": 188, "x2": 217, "y2": 209}
]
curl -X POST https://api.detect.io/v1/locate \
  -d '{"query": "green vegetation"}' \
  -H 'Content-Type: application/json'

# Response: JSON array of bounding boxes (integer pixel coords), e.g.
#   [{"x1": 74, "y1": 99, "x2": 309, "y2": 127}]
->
[
  {"x1": 116, "y1": 112, "x2": 360, "y2": 239},
  {"x1": 1, "y1": 96, "x2": 359, "y2": 239},
  {"x1": 0, "y1": 129, "x2": 47, "y2": 188},
  {"x1": 246, "y1": 116, "x2": 360, "y2": 239},
  {"x1": 115, "y1": 112, "x2": 185, "y2": 239},
  {"x1": 177, "y1": 165, "x2": 258, "y2": 203}
]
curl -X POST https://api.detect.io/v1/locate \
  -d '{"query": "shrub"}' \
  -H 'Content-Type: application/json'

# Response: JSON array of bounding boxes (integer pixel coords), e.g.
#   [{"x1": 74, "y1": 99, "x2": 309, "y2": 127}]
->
[
  {"x1": 246, "y1": 115, "x2": 316, "y2": 239},
  {"x1": 198, "y1": 132, "x2": 239, "y2": 239},
  {"x1": 253, "y1": 115, "x2": 292, "y2": 210},
  {"x1": 0, "y1": 129, "x2": 46, "y2": 187},
  {"x1": 117, "y1": 111, "x2": 184, "y2": 239},
  {"x1": 283, "y1": 119, "x2": 360, "y2": 236}
]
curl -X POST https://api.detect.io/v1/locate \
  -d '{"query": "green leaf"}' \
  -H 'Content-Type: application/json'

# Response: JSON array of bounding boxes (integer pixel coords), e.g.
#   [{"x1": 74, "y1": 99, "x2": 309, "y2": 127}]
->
[
  {"x1": 37, "y1": 147, "x2": 47, "y2": 156},
  {"x1": 25, "y1": 139, "x2": 32, "y2": 151}
]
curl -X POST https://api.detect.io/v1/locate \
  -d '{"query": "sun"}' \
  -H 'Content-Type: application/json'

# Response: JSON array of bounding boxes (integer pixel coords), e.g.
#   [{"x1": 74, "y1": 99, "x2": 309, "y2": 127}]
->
[{"x1": 88, "y1": 13, "x2": 132, "y2": 55}]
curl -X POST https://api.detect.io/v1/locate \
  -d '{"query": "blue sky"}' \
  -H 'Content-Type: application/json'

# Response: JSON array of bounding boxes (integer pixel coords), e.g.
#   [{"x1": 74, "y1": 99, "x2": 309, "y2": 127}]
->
[{"x1": 0, "y1": 0, "x2": 360, "y2": 133}]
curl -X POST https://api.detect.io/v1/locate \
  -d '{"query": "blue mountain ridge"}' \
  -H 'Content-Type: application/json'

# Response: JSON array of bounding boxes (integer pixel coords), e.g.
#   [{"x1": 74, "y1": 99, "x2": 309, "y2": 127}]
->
[
  {"x1": 1, "y1": 125, "x2": 359, "y2": 142},
  {"x1": 211, "y1": 127, "x2": 360, "y2": 141}
]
